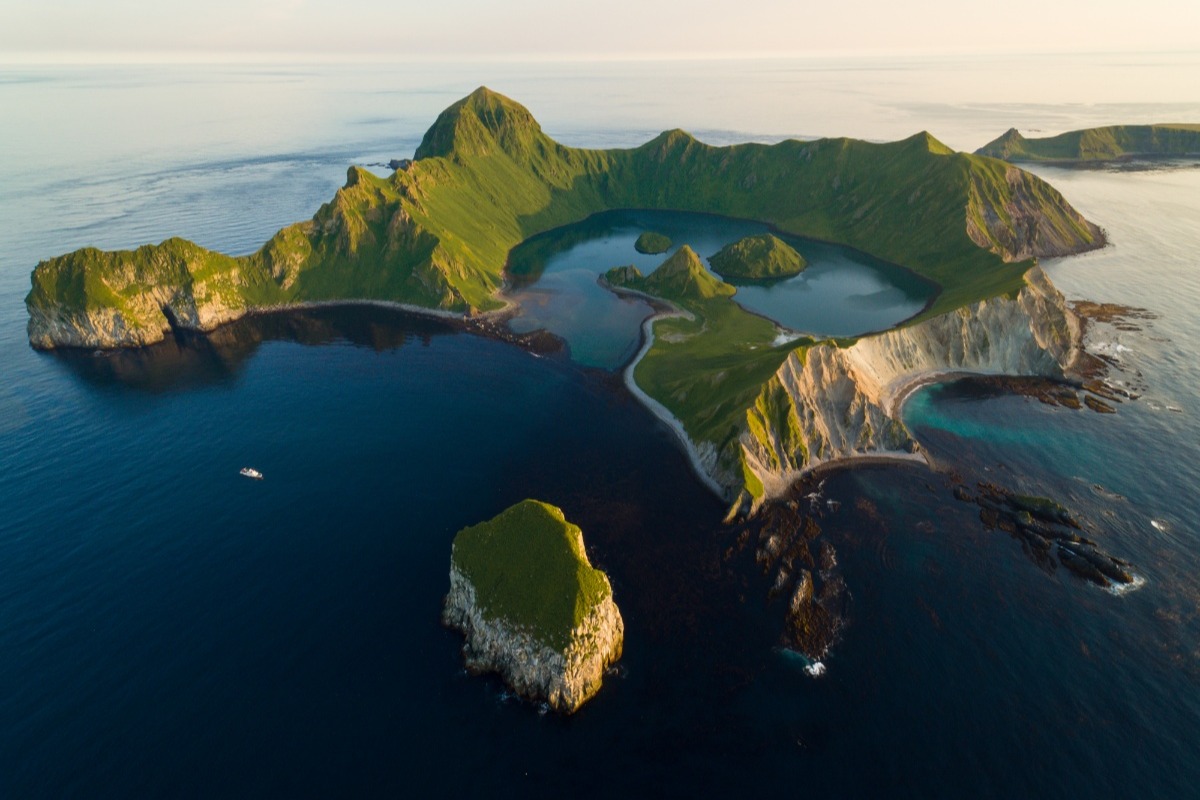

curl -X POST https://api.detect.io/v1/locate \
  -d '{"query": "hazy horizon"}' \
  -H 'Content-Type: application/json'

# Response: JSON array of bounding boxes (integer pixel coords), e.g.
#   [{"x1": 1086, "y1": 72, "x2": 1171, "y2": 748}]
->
[{"x1": 4, "y1": 0, "x2": 1199, "y2": 63}]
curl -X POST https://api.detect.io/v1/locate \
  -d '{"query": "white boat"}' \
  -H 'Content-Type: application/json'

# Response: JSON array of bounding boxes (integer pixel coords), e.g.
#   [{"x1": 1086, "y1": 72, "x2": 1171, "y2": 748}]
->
[{"x1": 239, "y1": 467, "x2": 264, "y2": 480}]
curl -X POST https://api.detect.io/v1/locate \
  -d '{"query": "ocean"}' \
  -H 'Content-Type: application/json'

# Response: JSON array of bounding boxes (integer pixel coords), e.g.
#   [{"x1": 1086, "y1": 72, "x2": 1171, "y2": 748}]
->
[{"x1": 1, "y1": 55, "x2": 1198, "y2": 796}]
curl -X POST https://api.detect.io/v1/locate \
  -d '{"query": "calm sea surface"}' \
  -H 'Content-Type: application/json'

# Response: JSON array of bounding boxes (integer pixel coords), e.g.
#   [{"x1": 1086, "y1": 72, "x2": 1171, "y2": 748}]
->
[{"x1": 1, "y1": 57, "x2": 1199, "y2": 796}]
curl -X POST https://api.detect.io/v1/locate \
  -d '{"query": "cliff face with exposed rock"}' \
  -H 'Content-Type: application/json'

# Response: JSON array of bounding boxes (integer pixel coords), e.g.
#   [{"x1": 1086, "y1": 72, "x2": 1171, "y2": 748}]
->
[
  {"x1": 966, "y1": 164, "x2": 1106, "y2": 262},
  {"x1": 441, "y1": 500, "x2": 623, "y2": 714},
  {"x1": 735, "y1": 266, "x2": 1083, "y2": 508},
  {"x1": 442, "y1": 565, "x2": 623, "y2": 713},
  {"x1": 25, "y1": 239, "x2": 255, "y2": 349}
]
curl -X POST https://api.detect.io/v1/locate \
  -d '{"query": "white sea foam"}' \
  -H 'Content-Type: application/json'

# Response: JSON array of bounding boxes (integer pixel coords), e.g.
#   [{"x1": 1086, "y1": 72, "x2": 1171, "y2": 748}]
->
[
  {"x1": 778, "y1": 647, "x2": 828, "y2": 677},
  {"x1": 1107, "y1": 574, "x2": 1147, "y2": 596},
  {"x1": 1090, "y1": 341, "x2": 1132, "y2": 358}
]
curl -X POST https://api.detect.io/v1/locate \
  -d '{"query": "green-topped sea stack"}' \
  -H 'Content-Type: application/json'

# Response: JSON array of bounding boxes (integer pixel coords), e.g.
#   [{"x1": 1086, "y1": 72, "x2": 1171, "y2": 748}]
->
[
  {"x1": 442, "y1": 499, "x2": 624, "y2": 713},
  {"x1": 709, "y1": 233, "x2": 807, "y2": 280},
  {"x1": 634, "y1": 231, "x2": 672, "y2": 255}
]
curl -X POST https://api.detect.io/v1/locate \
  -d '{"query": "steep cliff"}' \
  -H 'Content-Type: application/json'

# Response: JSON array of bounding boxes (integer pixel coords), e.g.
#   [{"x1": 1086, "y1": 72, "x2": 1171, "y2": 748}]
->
[
  {"x1": 735, "y1": 266, "x2": 1083, "y2": 509},
  {"x1": 25, "y1": 239, "x2": 271, "y2": 349},
  {"x1": 442, "y1": 500, "x2": 624, "y2": 713}
]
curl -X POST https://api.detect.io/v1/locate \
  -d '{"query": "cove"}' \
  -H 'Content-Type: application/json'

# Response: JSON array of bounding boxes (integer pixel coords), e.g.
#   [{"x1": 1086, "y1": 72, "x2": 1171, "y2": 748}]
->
[{"x1": 505, "y1": 209, "x2": 936, "y2": 369}]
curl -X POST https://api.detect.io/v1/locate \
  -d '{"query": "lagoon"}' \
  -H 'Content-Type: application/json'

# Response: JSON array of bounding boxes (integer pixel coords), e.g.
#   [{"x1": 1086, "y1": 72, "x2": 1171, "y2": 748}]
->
[{"x1": 507, "y1": 209, "x2": 933, "y2": 368}]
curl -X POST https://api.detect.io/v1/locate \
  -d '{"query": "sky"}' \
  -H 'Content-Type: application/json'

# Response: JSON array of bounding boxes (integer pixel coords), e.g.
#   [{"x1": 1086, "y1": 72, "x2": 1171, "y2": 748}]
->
[{"x1": 2, "y1": 0, "x2": 1199, "y2": 62}]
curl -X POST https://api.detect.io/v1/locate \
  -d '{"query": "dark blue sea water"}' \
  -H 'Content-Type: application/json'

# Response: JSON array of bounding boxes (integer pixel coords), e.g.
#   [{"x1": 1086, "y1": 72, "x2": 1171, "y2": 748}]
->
[{"x1": 2, "y1": 62, "x2": 1199, "y2": 797}]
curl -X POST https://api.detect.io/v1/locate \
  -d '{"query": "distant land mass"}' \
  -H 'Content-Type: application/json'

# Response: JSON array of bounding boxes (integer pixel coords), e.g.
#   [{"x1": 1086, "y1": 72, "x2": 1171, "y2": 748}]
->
[
  {"x1": 26, "y1": 87, "x2": 1111, "y2": 511},
  {"x1": 977, "y1": 124, "x2": 1200, "y2": 163}
]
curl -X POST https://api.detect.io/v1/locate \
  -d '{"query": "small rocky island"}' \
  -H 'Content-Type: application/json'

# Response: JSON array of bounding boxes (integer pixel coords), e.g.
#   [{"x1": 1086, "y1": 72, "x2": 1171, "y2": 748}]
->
[
  {"x1": 634, "y1": 231, "x2": 672, "y2": 255},
  {"x1": 709, "y1": 233, "x2": 807, "y2": 280},
  {"x1": 442, "y1": 500, "x2": 624, "y2": 713}
]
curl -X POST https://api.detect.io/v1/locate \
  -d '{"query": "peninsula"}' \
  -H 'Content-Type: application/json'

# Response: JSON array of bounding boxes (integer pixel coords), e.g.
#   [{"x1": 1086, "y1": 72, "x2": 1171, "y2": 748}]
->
[
  {"x1": 26, "y1": 87, "x2": 1108, "y2": 510},
  {"x1": 977, "y1": 124, "x2": 1200, "y2": 164},
  {"x1": 442, "y1": 500, "x2": 623, "y2": 713}
]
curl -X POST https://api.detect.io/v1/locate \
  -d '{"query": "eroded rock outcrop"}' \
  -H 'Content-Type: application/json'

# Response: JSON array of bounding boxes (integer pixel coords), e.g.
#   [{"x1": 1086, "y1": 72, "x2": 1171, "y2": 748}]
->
[
  {"x1": 442, "y1": 500, "x2": 623, "y2": 713},
  {"x1": 736, "y1": 266, "x2": 1084, "y2": 508},
  {"x1": 26, "y1": 239, "x2": 252, "y2": 349}
]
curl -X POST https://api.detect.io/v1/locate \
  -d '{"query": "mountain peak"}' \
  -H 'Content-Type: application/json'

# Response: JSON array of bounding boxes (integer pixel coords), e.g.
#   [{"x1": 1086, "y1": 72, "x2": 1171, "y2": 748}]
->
[
  {"x1": 902, "y1": 130, "x2": 954, "y2": 155},
  {"x1": 643, "y1": 245, "x2": 735, "y2": 301},
  {"x1": 414, "y1": 87, "x2": 546, "y2": 161},
  {"x1": 975, "y1": 127, "x2": 1030, "y2": 159}
]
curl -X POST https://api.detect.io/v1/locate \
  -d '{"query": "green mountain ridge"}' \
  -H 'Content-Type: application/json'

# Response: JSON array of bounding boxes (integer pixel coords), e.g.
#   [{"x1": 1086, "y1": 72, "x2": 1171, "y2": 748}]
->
[
  {"x1": 28, "y1": 86, "x2": 1104, "y2": 349},
  {"x1": 977, "y1": 124, "x2": 1200, "y2": 163}
]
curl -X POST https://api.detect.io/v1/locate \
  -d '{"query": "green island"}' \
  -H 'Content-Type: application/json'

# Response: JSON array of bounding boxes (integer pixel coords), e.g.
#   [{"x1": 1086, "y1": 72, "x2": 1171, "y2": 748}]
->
[
  {"x1": 26, "y1": 87, "x2": 1108, "y2": 509},
  {"x1": 634, "y1": 231, "x2": 672, "y2": 254},
  {"x1": 442, "y1": 499, "x2": 623, "y2": 712},
  {"x1": 709, "y1": 233, "x2": 807, "y2": 280},
  {"x1": 449, "y1": 499, "x2": 612, "y2": 651},
  {"x1": 977, "y1": 124, "x2": 1200, "y2": 163}
]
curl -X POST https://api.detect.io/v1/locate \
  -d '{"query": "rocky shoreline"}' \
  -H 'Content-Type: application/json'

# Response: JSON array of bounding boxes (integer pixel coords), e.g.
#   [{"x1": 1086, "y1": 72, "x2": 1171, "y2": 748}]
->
[
  {"x1": 30, "y1": 297, "x2": 566, "y2": 359},
  {"x1": 732, "y1": 265, "x2": 1088, "y2": 511}
]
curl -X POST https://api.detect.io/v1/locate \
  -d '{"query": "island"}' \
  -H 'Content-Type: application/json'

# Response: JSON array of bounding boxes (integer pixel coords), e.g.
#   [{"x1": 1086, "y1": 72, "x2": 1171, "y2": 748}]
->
[
  {"x1": 708, "y1": 233, "x2": 807, "y2": 280},
  {"x1": 442, "y1": 499, "x2": 624, "y2": 713},
  {"x1": 977, "y1": 124, "x2": 1200, "y2": 164},
  {"x1": 634, "y1": 231, "x2": 672, "y2": 255},
  {"x1": 26, "y1": 87, "x2": 1109, "y2": 512}
]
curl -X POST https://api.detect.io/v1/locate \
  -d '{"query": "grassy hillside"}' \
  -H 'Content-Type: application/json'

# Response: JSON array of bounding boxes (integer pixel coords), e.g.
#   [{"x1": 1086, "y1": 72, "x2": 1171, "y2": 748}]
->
[
  {"x1": 30, "y1": 87, "x2": 1104, "y2": 342},
  {"x1": 977, "y1": 124, "x2": 1200, "y2": 163},
  {"x1": 606, "y1": 247, "x2": 809, "y2": 488},
  {"x1": 451, "y1": 500, "x2": 612, "y2": 651}
]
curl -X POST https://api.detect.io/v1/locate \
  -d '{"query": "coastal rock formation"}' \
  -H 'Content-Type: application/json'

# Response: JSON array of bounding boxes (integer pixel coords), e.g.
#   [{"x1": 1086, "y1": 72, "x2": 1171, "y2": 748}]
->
[
  {"x1": 26, "y1": 239, "x2": 251, "y2": 349},
  {"x1": 966, "y1": 164, "x2": 1106, "y2": 261},
  {"x1": 735, "y1": 265, "x2": 1083, "y2": 508},
  {"x1": 442, "y1": 500, "x2": 623, "y2": 713}
]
